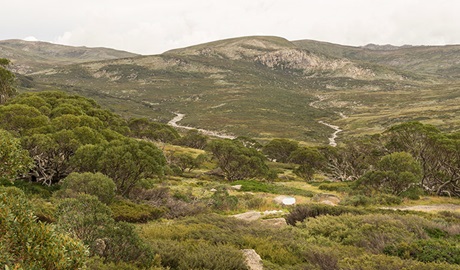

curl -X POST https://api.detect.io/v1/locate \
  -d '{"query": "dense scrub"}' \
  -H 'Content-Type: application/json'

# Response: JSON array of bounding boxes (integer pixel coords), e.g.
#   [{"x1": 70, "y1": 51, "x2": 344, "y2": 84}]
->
[
  {"x1": 1, "y1": 89, "x2": 459, "y2": 269},
  {"x1": 139, "y1": 212, "x2": 460, "y2": 269},
  {"x1": 0, "y1": 187, "x2": 87, "y2": 269}
]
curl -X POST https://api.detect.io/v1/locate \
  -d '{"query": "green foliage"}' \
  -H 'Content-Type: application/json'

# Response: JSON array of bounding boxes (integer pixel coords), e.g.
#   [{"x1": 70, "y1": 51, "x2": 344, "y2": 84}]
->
[
  {"x1": 338, "y1": 195, "x2": 372, "y2": 207},
  {"x1": 140, "y1": 214, "x2": 300, "y2": 269},
  {"x1": 210, "y1": 187, "x2": 239, "y2": 211},
  {"x1": 233, "y1": 179, "x2": 314, "y2": 197},
  {"x1": 87, "y1": 256, "x2": 164, "y2": 270},
  {"x1": 174, "y1": 129, "x2": 208, "y2": 149},
  {"x1": 285, "y1": 204, "x2": 365, "y2": 225},
  {"x1": 234, "y1": 136, "x2": 263, "y2": 150},
  {"x1": 102, "y1": 221, "x2": 155, "y2": 267},
  {"x1": 0, "y1": 104, "x2": 49, "y2": 135},
  {"x1": 237, "y1": 193, "x2": 265, "y2": 209},
  {"x1": 263, "y1": 138, "x2": 299, "y2": 163},
  {"x1": 166, "y1": 151, "x2": 205, "y2": 174},
  {"x1": 339, "y1": 194, "x2": 402, "y2": 206},
  {"x1": 149, "y1": 239, "x2": 248, "y2": 270},
  {"x1": 56, "y1": 194, "x2": 155, "y2": 268},
  {"x1": 129, "y1": 117, "x2": 179, "y2": 143},
  {"x1": 0, "y1": 129, "x2": 32, "y2": 182},
  {"x1": 209, "y1": 139, "x2": 269, "y2": 180},
  {"x1": 339, "y1": 253, "x2": 460, "y2": 270},
  {"x1": 71, "y1": 138, "x2": 166, "y2": 196},
  {"x1": 384, "y1": 238, "x2": 460, "y2": 264},
  {"x1": 234, "y1": 179, "x2": 275, "y2": 193},
  {"x1": 293, "y1": 164, "x2": 315, "y2": 181},
  {"x1": 0, "y1": 91, "x2": 132, "y2": 185},
  {"x1": 320, "y1": 136, "x2": 383, "y2": 181},
  {"x1": 356, "y1": 152, "x2": 422, "y2": 196},
  {"x1": 0, "y1": 187, "x2": 88, "y2": 269},
  {"x1": 317, "y1": 181, "x2": 353, "y2": 193},
  {"x1": 127, "y1": 186, "x2": 208, "y2": 219},
  {"x1": 0, "y1": 58, "x2": 17, "y2": 104},
  {"x1": 56, "y1": 194, "x2": 114, "y2": 245},
  {"x1": 384, "y1": 122, "x2": 460, "y2": 196},
  {"x1": 0, "y1": 178, "x2": 57, "y2": 200},
  {"x1": 109, "y1": 199, "x2": 164, "y2": 222},
  {"x1": 56, "y1": 172, "x2": 117, "y2": 204},
  {"x1": 297, "y1": 213, "x2": 449, "y2": 254},
  {"x1": 289, "y1": 147, "x2": 325, "y2": 181},
  {"x1": 289, "y1": 146, "x2": 325, "y2": 165}
]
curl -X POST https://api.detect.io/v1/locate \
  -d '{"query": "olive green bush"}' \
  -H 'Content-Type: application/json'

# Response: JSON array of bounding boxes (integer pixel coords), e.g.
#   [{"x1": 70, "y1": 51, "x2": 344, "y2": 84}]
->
[
  {"x1": 71, "y1": 138, "x2": 165, "y2": 196},
  {"x1": 297, "y1": 213, "x2": 450, "y2": 254},
  {"x1": 56, "y1": 172, "x2": 117, "y2": 204},
  {"x1": 148, "y1": 239, "x2": 248, "y2": 270},
  {"x1": 56, "y1": 194, "x2": 155, "y2": 268},
  {"x1": 384, "y1": 238, "x2": 460, "y2": 264},
  {"x1": 339, "y1": 254, "x2": 460, "y2": 270},
  {"x1": 285, "y1": 204, "x2": 365, "y2": 226},
  {"x1": 0, "y1": 129, "x2": 32, "y2": 182},
  {"x1": 208, "y1": 139, "x2": 269, "y2": 180},
  {"x1": 0, "y1": 187, "x2": 87, "y2": 269},
  {"x1": 109, "y1": 199, "x2": 164, "y2": 222}
]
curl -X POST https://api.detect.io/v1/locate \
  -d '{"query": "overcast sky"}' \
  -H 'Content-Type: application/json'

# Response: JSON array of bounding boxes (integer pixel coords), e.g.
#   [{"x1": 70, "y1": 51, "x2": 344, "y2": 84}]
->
[{"x1": 2, "y1": 0, "x2": 459, "y2": 55}]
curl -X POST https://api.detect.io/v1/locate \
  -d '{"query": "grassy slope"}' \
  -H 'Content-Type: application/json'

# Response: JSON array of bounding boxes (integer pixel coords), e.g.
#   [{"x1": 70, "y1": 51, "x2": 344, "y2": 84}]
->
[
  {"x1": 20, "y1": 36, "x2": 460, "y2": 144},
  {"x1": 0, "y1": 39, "x2": 139, "y2": 74}
]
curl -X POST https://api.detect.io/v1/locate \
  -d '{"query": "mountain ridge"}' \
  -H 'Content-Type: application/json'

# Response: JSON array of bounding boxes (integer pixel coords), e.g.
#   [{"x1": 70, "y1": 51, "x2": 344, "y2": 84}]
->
[
  {"x1": 3, "y1": 36, "x2": 459, "y2": 143},
  {"x1": 0, "y1": 39, "x2": 139, "y2": 74}
]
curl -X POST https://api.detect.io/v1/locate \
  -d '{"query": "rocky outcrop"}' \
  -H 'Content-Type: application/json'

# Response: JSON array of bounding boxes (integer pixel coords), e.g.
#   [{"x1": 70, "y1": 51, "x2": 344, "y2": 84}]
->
[
  {"x1": 242, "y1": 249, "x2": 263, "y2": 270},
  {"x1": 166, "y1": 36, "x2": 293, "y2": 60},
  {"x1": 255, "y1": 49, "x2": 375, "y2": 79}
]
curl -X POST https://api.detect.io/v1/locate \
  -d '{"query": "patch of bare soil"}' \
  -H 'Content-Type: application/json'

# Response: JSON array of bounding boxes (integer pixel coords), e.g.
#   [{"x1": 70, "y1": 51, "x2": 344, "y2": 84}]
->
[
  {"x1": 232, "y1": 210, "x2": 287, "y2": 227},
  {"x1": 384, "y1": 204, "x2": 460, "y2": 212}
]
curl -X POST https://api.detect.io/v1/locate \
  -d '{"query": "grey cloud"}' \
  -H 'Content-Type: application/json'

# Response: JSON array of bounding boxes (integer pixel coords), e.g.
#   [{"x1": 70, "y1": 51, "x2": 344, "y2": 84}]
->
[{"x1": 1, "y1": 0, "x2": 459, "y2": 54}]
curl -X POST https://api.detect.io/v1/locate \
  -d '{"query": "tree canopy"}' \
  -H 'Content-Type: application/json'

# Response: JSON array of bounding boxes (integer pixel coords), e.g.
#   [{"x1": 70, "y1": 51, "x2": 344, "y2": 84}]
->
[
  {"x1": 263, "y1": 138, "x2": 299, "y2": 163},
  {"x1": 71, "y1": 138, "x2": 166, "y2": 196},
  {"x1": 357, "y1": 152, "x2": 422, "y2": 196},
  {"x1": 0, "y1": 187, "x2": 87, "y2": 269},
  {"x1": 0, "y1": 129, "x2": 32, "y2": 183},
  {"x1": 209, "y1": 139, "x2": 269, "y2": 181},
  {"x1": 0, "y1": 58, "x2": 17, "y2": 104}
]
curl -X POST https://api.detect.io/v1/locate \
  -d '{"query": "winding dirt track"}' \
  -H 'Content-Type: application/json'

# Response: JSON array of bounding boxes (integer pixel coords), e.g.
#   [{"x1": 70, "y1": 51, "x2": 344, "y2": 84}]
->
[
  {"x1": 168, "y1": 113, "x2": 236, "y2": 139},
  {"x1": 318, "y1": 120, "x2": 342, "y2": 147}
]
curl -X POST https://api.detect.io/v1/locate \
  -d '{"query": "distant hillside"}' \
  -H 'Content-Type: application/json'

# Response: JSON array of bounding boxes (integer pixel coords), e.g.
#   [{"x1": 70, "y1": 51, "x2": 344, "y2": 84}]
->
[
  {"x1": 10, "y1": 36, "x2": 460, "y2": 144},
  {"x1": 294, "y1": 39, "x2": 460, "y2": 79},
  {"x1": 0, "y1": 39, "x2": 139, "y2": 74}
]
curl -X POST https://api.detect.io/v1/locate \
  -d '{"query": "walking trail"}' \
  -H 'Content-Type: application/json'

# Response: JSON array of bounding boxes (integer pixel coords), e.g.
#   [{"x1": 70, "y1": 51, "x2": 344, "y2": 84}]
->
[
  {"x1": 168, "y1": 113, "x2": 236, "y2": 139},
  {"x1": 309, "y1": 95, "x2": 343, "y2": 147},
  {"x1": 318, "y1": 120, "x2": 342, "y2": 147}
]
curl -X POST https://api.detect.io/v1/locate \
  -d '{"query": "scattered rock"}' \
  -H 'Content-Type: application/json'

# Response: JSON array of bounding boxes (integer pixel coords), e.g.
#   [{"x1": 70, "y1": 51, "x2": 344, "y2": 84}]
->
[
  {"x1": 312, "y1": 193, "x2": 341, "y2": 205},
  {"x1": 260, "y1": 217, "x2": 287, "y2": 227},
  {"x1": 273, "y1": 195, "x2": 296, "y2": 205},
  {"x1": 231, "y1": 184, "x2": 242, "y2": 190},
  {"x1": 232, "y1": 211, "x2": 261, "y2": 221},
  {"x1": 263, "y1": 210, "x2": 283, "y2": 215},
  {"x1": 210, "y1": 188, "x2": 217, "y2": 192},
  {"x1": 232, "y1": 210, "x2": 285, "y2": 222},
  {"x1": 242, "y1": 249, "x2": 263, "y2": 270}
]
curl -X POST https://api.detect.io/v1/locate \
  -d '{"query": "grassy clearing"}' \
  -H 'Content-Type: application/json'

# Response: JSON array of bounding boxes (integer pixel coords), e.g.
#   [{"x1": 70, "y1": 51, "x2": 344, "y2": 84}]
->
[{"x1": 232, "y1": 179, "x2": 315, "y2": 197}]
